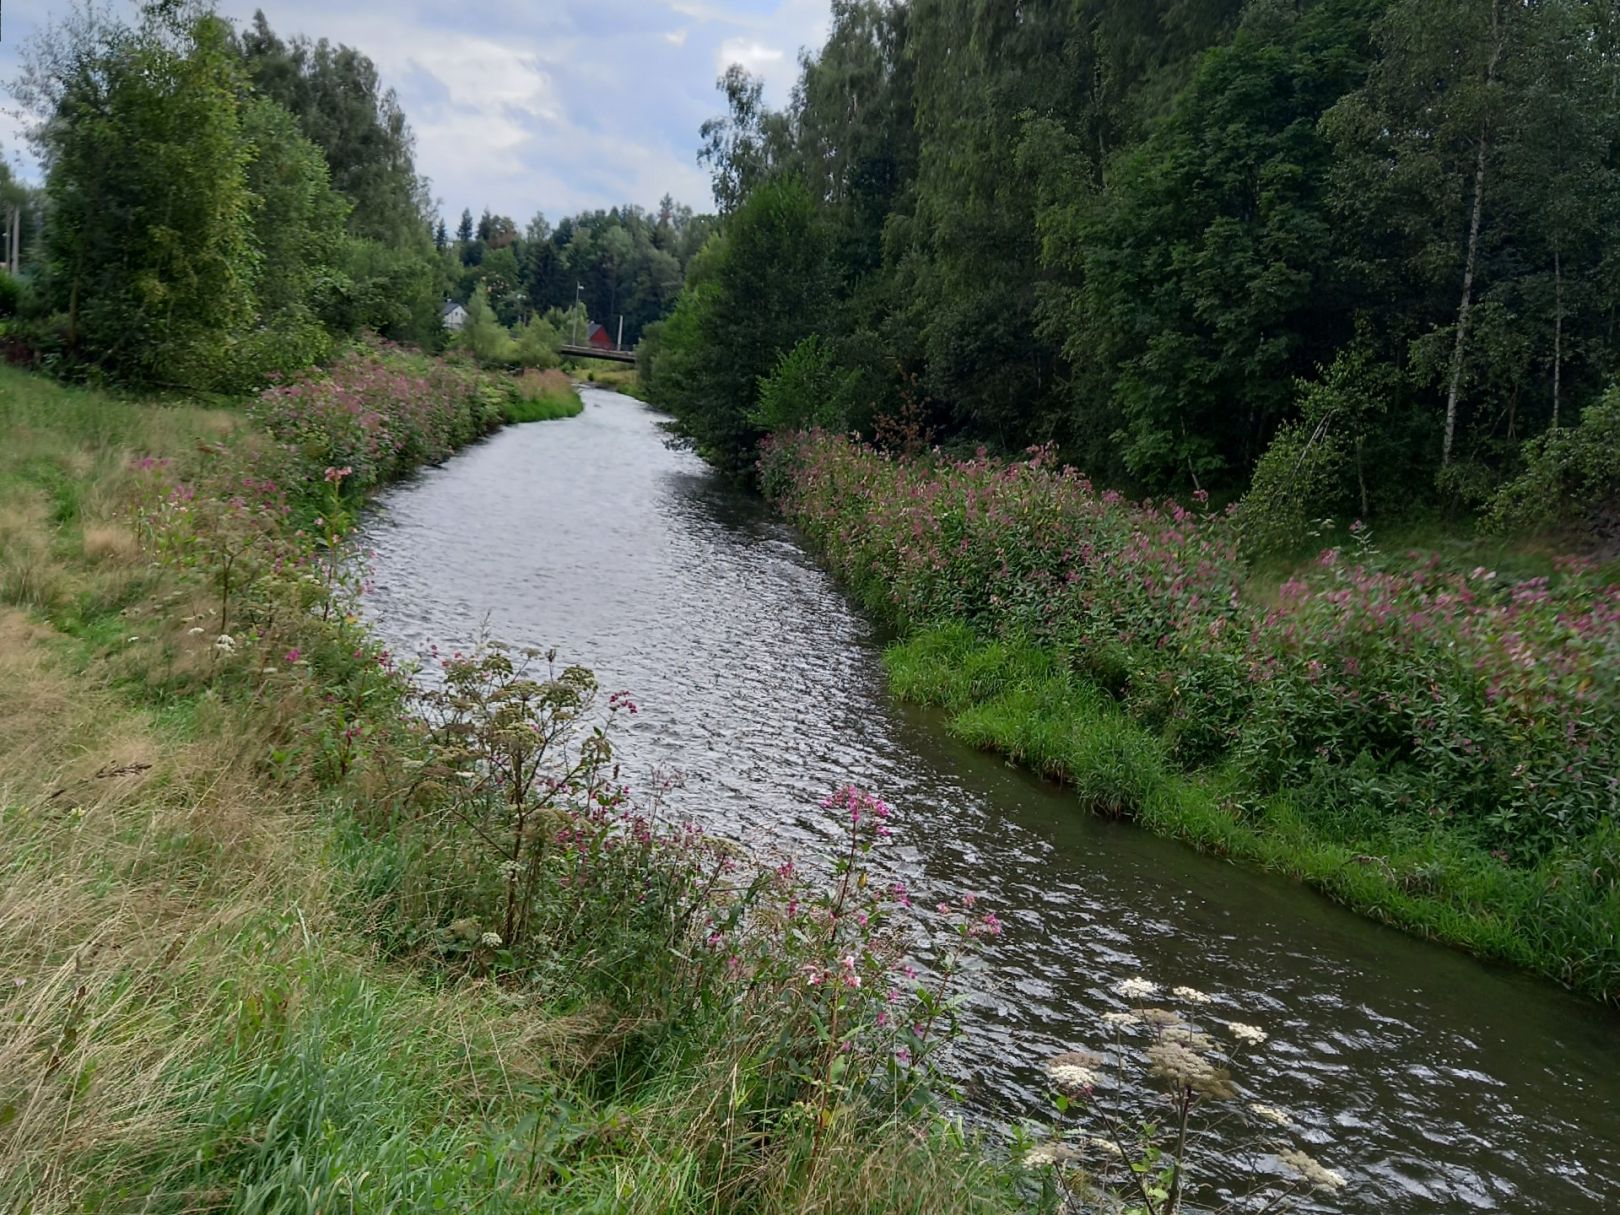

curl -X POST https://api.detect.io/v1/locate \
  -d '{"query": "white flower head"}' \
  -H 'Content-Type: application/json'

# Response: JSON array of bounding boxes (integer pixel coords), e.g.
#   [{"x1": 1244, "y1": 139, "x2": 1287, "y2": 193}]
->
[
  {"x1": 1225, "y1": 1020, "x2": 1268, "y2": 1046},
  {"x1": 187, "y1": 626, "x2": 205, "y2": 636},
  {"x1": 1116, "y1": 976, "x2": 1158, "y2": 1000},
  {"x1": 214, "y1": 634, "x2": 236, "y2": 652},
  {"x1": 1024, "y1": 1142, "x2": 1081, "y2": 1167},
  {"x1": 1280, "y1": 1148, "x2": 1346, "y2": 1191},
  {"x1": 1172, "y1": 985, "x2": 1212, "y2": 1004},
  {"x1": 1249, "y1": 1102, "x2": 1293, "y2": 1127},
  {"x1": 1101, "y1": 1010, "x2": 1140, "y2": 1029},
  {"x1": 480, "y1": 931, "x2": 502, "y2": 948},
  {"x1": 1047, "y1": 1062, "x2": 1099, "y2": 1092},
  {"x1": 1045, "y1": 1050, "x2": 1103, "y2": 1095}
]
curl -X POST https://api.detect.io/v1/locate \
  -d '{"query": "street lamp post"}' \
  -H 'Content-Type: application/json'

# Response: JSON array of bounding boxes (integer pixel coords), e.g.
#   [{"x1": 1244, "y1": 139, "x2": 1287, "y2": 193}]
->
[{"x1": 573, "y1": 283, "x2": 583, "y2": 346}]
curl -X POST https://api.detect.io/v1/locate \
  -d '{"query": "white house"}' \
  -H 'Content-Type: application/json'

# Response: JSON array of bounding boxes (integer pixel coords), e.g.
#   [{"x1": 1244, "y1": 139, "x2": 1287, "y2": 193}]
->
[{"x1": 441, "y1": 300, "x2": 468, "y2": 332}]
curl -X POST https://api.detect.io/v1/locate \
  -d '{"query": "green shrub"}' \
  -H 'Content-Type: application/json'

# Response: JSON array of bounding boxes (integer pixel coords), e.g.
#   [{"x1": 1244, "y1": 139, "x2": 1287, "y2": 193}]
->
[
  {"x1": 513, "y1": 313, "x2": 562, "y2": 369},
  {"x1": 753, "y1": 335, "x2": 852, "y2": 433},
  {"x1": 1486, "y1": 384, "x2": 1620, "y2": 535},
  {"x1": 0, "y1": 270, "x2": 21, "y2": 317},
  {"x1": 457, "y1": 285, "x2": 516, "y2": 366}
]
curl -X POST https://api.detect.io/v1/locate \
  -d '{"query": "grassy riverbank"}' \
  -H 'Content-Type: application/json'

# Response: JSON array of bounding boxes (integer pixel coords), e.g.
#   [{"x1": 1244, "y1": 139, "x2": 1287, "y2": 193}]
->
[
  {"x1": 762, "y1": 432, "x2": 1620, "y2": 1006},
  {"x1": 508, "y1": 368, "x2": 585, "y2": 421},
  {"x1": 0, "y1": 362, "x2": 1025, "y2": 1213}
]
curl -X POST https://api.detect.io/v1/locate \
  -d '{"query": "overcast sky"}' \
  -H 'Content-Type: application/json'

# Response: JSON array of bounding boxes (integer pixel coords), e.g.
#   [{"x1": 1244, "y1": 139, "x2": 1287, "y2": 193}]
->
[{"x1": 0, "y1": 0, "x2": 830, "y2": 222}]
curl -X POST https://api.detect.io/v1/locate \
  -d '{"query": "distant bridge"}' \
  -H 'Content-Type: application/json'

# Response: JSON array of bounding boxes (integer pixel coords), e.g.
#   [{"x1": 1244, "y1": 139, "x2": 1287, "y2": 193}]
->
[{"x1": 560, "y1": 344, "x2": 636, "y2": 364}]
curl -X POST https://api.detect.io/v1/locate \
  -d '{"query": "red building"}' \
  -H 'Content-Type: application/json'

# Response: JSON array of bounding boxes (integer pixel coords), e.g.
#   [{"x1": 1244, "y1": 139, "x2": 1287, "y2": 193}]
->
[{"x1": 585, "y1": 322, "x2": 615, "y2": 351}]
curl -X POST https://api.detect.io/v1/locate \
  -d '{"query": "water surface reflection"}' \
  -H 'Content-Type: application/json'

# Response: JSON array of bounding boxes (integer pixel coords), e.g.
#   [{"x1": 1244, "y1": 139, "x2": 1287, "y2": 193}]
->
[{"x1": 360, "y1": 387, "x2": 1620, "y2": 1213}]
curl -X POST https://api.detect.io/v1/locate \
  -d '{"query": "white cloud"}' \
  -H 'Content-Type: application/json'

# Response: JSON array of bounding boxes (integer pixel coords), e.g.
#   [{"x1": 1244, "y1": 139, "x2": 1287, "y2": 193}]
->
[
  {"x1": 0, "y1": 0, "x2": 836, "y2": 218},
  {"x1": 717, "y1": 38, "x2": 784, "y2": 75}
]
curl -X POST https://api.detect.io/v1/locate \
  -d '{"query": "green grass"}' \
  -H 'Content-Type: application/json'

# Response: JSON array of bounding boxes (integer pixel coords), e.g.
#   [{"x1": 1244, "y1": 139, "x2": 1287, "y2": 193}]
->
[
  {"x1": 504, "y1": 368, "x2": 584, "y2": 423},
  {"x1": 0, "y1": 366, "x2": 1032, "y2": 1215},
  {"x1": 886, "y1": 623, "x2": 1620, "y2": 1002}
]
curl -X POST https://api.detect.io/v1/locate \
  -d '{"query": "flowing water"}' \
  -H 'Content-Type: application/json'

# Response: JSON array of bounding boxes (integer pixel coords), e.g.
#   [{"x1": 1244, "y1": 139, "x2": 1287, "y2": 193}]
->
[{"x1": 359, "y1": 386, "x2": 1620, "y2": 1213}]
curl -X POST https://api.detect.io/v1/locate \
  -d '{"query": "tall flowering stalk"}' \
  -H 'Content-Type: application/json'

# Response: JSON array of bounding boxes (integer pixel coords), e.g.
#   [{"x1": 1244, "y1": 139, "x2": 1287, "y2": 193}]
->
[{"x1": 1027, "y1": 978, "x2": 1346, "y2": 1213}]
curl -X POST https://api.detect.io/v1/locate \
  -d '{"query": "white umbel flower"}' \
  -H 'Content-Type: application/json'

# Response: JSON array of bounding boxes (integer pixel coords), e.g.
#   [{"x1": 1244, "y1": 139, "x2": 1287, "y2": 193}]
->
[{"x1": 1225, "y1": 1021, "x2": 1268, "y2": 1046}]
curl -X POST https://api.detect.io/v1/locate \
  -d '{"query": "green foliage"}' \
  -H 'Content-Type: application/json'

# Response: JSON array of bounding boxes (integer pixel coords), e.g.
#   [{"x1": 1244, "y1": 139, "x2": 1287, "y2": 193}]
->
[
  {"x1": 512, "y1": 313, "x2": 562, "y2": 369},
  {"x1": 753, "y1": 335, "x2": 852, "y2": 432},
  {"x1": 458, "y1": 284, "x2": 516, "y2": 366},
  {"x1": 667, "y1": 0, "x2": 1620, "y2": 526},
  {"x1": 23, "y1": 6, "x2": 257, "y2": 388},
  {"x1": 651, "y1": 178, "x2": 832, "y2": 476},
  {"x1": 1238, "y1": 329, "x2": 1400, "y2": 553},
  {"x1": 1486, "y1": 385, "x2": 1620, "y2": 536},
  {"x1": 238, "y1": 12, "x2": 430, "y2": 252},
  {"x1": 0, "y1": 270, "x2": 20, "y2": 318}
]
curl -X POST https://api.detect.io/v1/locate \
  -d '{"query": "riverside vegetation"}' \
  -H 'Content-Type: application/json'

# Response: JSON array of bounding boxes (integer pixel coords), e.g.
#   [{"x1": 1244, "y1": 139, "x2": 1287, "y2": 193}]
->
[
  {"x1": 760, "y1": 431, "x2": 1620, "y2": 1004},
  {"x1": 631, "y1": 0, "x2": 1620, "y2": 1012},
  {"x1": 0, "y1": 355, "x2": 1357, "y2": 1213},
  {"x1": 0, "y1": 354, "x2": 1039, "y2": 1212}
]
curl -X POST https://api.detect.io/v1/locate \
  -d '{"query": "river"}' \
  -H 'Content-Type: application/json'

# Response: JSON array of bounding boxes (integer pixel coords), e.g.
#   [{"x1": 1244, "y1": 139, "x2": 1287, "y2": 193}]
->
[{"x1": 358, "y1": 385, "x2": 1620, "y2": 1213}]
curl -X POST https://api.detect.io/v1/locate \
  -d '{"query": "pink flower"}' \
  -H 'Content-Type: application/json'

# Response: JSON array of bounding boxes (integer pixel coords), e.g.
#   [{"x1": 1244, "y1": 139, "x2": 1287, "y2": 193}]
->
[{"x1": 284, "y1": 648, "x2": 301, "y2": 663}]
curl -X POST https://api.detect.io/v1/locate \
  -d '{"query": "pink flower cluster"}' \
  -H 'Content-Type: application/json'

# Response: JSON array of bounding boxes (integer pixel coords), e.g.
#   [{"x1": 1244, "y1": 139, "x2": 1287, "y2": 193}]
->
[
  {"x1": 761, "y1": 432, "x2": 1620, "y2": 856},
  {"x1": 251, "y1": 347, "x2": 501, "y2": 494}
]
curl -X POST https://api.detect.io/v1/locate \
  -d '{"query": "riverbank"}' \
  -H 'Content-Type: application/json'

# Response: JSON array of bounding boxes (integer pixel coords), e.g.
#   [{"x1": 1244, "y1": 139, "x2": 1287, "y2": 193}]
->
[
  {"x1": 510, "y1": 368, "x2": 585, "y2": 421},
  {"x1": 761, "y1": 431, "x2": 1620, "y2": 1006},
  {"x1": 0, "y1": 361, "x2": 1023, "y2": 1213}
]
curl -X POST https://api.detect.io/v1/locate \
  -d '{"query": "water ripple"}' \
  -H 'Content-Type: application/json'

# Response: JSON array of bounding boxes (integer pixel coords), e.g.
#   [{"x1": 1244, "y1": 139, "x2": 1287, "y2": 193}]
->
[{"x1": 358, "y1": 387, "x2": 1620, "y2": 1214}]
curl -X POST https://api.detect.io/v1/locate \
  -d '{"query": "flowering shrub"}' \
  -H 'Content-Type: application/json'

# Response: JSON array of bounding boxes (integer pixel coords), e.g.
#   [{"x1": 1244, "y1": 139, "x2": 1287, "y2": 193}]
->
[
  {"x1": 761, "y1": 431, "x2": 1620, "y2": 863},
  {"x1": 125, "y1": 347, "x2": 523, "y2": 784},
  {"x1": 250, "y1": 344, "x2": 509, "y2": 494},
  {"x1": 391, "y1": 643, "x2": 1004, "y2": 1162},
  {"x1": 1026, "y1": 977, "x2": 1346, "y2": 1212}
]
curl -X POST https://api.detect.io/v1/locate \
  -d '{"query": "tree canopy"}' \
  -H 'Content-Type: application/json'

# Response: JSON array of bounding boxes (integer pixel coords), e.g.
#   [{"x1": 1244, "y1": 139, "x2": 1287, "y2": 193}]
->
[{"x1": 651, "y1": 0, "x2": 1620, "y2": 526}]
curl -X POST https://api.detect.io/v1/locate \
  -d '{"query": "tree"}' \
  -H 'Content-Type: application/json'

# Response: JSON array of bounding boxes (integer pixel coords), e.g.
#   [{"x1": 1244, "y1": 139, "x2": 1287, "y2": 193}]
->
[
  {"x1": 21, "y1": 5, "x2": 257, "y2": 387},
  {"x1": 457, "y1": 208, "x2": 475, "y2": 246},
  {"x1": 699, "y1": 66, "x2": 793, "y2": 213},
  {"x1": 240, "y1": 95, "x2": 351, "y2": 373},
  {"x1": 1325, "y1": 0, "x2": 1523, "y2": 475},
  {"x1": 654, "y1": 178, "x2": 831, "y2": 474},
  {"x1": 1035, "y1": 0, "x2": 1380, "y2": 488},
  {"x1": 239, "y1": 11, "x2": 430, "y2": 250},
  {"x1": 458, "y1": 283, "x2": 514, "y2": 364},
  {"x1": 434, "y1": 217, "x2": 448, "y2": 250}
]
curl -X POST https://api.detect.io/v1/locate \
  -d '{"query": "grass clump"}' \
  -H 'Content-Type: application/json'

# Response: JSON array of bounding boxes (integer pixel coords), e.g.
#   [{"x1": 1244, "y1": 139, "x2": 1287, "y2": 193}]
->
[
  {"x1": 505, "y1": 368, "x2": 584, "y2": 422},
  {"x1": 0, "y1": 364, "x2": 1032, "y2": 1215}
]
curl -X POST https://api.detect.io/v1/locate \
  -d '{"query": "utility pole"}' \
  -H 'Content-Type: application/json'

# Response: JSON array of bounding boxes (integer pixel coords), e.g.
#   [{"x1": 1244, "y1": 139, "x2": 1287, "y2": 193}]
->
[
  {"x1": 4, "y1": 207, "x2": 18, "y2": 276},
  {"x1": 573, "y1": 283, "x2": 583, "y2": 346},
  {"x1": 616, "y1": 315, "x2": 624, "y2": 352}
]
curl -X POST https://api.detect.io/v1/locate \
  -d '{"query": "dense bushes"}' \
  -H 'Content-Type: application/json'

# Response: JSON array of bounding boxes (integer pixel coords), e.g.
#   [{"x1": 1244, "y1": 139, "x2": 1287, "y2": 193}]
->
[
  {"x1": 763, "y1": 430, "x2": 1620, "y2": 998},
  {"x1": 249, "y1": 347, "x2": 505, "y2": 493},
  {"x1": 1487, "y1": 385, "x2": 1620, "y2": 538}
]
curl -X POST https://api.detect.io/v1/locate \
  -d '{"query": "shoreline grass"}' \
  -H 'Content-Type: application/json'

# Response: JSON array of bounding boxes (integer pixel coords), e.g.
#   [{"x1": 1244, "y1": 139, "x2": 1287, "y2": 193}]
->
[
  {"x1": 763, "y1": 431, "x2": 1620, "y2": 1007},
  {"x1": 0, "y1": 362, "x2": 1029, "y2": 1214},
  {"x1": 507, "y1": 367, "x2": 585, "y2": 422},
  {"x1": 886, "y1": 624, "x2": 1607, "y2": 992}
]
